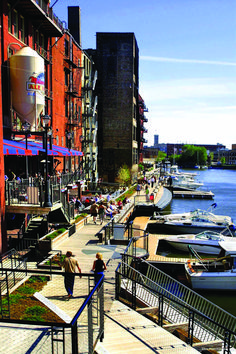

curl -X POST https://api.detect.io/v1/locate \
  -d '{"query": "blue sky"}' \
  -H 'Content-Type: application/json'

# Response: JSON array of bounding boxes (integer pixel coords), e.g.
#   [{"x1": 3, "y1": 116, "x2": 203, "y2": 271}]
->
[{"x1": 53, "y1": 0, "x2": 236, "y2": 149}]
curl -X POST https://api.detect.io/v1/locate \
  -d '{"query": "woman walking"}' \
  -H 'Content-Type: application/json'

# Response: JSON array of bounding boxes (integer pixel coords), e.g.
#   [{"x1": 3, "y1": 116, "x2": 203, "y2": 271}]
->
[{"x1": 92, "y1": 253, "x2": 107, "y2": 289}]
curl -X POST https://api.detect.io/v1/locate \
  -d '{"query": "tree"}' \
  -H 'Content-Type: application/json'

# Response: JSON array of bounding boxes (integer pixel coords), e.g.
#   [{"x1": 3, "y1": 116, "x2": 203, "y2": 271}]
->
[
  {"x1": 155, "y1": 151, "x2": 167, "y2": 162},
  {"x1": 178, "y1": 145, "x2": 207, "y2": 167},
  {"x1": 220, "y1": 157, "x2": 226, "y2": 165},
  {"x1": 117, "y1": 164, "x2": 131, "y2": 185}
]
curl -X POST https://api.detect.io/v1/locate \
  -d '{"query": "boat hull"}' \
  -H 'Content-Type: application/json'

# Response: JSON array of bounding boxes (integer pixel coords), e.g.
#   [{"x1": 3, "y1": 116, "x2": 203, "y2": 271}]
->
[
  {"x1": 187, "y1": 270, "x2": 236, "y2": 290},
  {"x1": 158, "y1": 223, "x2": 234, "y2": 236}
]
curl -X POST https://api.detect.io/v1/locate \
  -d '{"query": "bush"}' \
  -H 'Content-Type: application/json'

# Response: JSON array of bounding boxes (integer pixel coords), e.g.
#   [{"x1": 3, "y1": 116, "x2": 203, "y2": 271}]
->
[{"x1": 46, "y1": 228, "x2": 66, "y2": 240}]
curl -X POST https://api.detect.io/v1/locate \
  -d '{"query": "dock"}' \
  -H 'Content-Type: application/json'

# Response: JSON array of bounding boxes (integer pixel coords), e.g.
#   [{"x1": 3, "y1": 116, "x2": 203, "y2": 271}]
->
[{"x1": 173, "y1": 190, "x2": 214, "y2": 199}]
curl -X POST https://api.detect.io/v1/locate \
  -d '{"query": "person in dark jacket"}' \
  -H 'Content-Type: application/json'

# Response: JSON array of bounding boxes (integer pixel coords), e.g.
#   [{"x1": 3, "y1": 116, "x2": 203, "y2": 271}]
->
[{"x1": 92, "y1": 252, "x2": 107, "y2": 288}]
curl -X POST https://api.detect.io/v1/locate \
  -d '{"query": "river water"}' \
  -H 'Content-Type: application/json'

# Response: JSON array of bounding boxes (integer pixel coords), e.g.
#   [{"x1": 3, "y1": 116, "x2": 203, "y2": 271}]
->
[{"x1": 161, "y1": 167, "x2": 236, "y2": 316}]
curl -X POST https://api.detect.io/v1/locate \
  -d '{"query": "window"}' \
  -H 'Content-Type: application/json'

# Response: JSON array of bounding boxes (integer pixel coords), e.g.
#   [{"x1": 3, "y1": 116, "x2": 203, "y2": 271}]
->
[
  {"x1": 19, "y1": 16, "x2": 25, "y2": 42},
  {"x1": 13, "y1": 10, "x2": 18, "y2": 38},
  {"x1": 65, "y1": 69, "x2": 69, "y2": 86},
  {"x1": 65, "y1": 98, "x2": 68, "y2": 117},
  {"x1": 64, "y1": 39, "x2": 69, "y2": 56},
  {"x1": 8, "y1": 5, "x2": 12, "y2": 33}
]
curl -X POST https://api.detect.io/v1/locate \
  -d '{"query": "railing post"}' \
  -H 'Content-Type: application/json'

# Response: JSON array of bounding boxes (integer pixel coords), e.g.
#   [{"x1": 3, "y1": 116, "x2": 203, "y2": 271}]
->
[
  {"x1": 71, "y1": 322, "x2": 78, "y2": 354},
  {"x1": 187, "y1": 310, "x2": 194, "y2": 346},
  {"x1": 88, "y1": 299, "x2": 93, "y2": 354},
  {"x1": 223, "y1": 331, "x2": 231, "y2": 354},
  {"x1": 158, "y1": 294, "x2": 163, "y2": 326},
  {"x1": 131, "y1": 275, "x2": 136, "y2": 310}
]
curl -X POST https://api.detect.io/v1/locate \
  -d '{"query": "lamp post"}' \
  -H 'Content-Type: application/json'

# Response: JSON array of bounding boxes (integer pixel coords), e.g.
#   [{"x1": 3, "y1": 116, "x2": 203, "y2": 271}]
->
[{"x1": 42, "y1": 114, "x2": 52, "y2": 207}]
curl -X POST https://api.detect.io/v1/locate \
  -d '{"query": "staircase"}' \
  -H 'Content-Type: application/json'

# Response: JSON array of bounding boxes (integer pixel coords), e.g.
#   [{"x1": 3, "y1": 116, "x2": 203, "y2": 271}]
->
[{"x1": 23, "y1": 216, "x2": 48, "y2": 239}]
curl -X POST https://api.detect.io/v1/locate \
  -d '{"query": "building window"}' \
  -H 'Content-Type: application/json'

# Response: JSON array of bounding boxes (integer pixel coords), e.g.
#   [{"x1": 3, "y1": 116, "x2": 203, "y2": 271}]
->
[
  {"x1": 65, "y1": 69, "x2": 69, "y2": 86},
  {"x1": 8, "y1": 5, "x2": 12, "y2": 33},
  {"x1": 65, "y1": 98, "x2": 68, "y2": 117},
  {"x1": 13, "y1": 10, "x2": 18, "y2": 38},
  {"x1": 19, "y1": 16, "x2": 25, "y2": 42},
  {"x1": 64, "y1": 39, "x2": 69, "y2": 56}
]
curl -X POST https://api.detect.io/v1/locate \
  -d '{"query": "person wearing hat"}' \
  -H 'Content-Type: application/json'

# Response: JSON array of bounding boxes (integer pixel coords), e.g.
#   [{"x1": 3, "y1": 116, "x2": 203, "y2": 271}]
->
[{"x1": 55, "y1": 251, "x2": 82, "y2": 300}]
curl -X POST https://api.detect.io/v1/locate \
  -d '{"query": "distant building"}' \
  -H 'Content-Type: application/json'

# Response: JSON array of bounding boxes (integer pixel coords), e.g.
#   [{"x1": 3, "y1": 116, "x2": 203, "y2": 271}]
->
[{"x1": 154, "y1": 135, "x2": 159, "y2": 146}]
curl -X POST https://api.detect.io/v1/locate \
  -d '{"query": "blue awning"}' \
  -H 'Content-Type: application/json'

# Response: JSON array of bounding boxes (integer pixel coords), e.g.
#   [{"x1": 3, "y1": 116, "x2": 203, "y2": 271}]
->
[{"x1": 3, "y1": 139, "x2": 83, "y2": 156}]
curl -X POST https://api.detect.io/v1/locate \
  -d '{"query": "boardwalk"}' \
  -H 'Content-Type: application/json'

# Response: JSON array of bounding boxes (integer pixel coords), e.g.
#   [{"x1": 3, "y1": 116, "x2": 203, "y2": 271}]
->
[{"x1": 0, "y1": 183, "x2": 199, "y2": 353}]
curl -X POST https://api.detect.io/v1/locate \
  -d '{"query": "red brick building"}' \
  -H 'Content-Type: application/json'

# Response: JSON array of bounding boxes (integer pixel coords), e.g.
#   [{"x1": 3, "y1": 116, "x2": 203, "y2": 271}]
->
[{"x1": 0, "y1": 1, "x2": 83, "y2": 253}]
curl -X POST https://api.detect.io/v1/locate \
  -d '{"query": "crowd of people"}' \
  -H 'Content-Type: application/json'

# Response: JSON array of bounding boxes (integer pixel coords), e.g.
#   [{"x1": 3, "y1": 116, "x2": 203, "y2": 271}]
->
[{"x1": 69, "y1": 192, "x2": 131, "y2": 225}]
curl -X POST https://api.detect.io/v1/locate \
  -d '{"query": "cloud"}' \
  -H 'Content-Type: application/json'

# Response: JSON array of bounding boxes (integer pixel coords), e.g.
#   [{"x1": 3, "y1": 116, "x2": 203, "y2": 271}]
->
[
  {"x1": 140, "y1": 56, "x2": 236, "y2": 66},
  {"x1": 140, "y1": 77, "x2": 236, "y2": 102}
]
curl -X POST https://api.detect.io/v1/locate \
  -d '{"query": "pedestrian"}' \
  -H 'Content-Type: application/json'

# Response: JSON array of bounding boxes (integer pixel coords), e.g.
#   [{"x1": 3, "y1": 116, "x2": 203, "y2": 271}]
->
[
  {"x1": 55, "y1": 251, "x2": 82, "y2": 300},
  {"x1": 92, "y1": 252, "x2": 107, "y2": 289},
  {"x1": 151, "y1": 176, "x2": 155, "y2": 188},
  {"x1": 90, "y1": 201, "x2": 99, "y2": 224},
  {"x1": 145, "y1": 187, "x2": 150, "y2": 202},
  {"x1": 136, "y1": 183, "x2": 141, "y2": 195},
  {"x1": 98, "y1": 202, "x2": 106, "y2": 224}
]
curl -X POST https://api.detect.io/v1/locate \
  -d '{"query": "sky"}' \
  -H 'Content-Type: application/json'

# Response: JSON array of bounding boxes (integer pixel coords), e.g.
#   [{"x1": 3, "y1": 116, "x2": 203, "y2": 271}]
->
[{"x1": 53, "y1": 0, "x2": 236, "y2": 149}]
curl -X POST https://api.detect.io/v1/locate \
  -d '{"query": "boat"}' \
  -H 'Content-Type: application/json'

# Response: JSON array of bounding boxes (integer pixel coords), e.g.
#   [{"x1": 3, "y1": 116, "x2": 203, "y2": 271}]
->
[
  {"x1": 171, "y1": 175, "x2": 203, "y2": 190},
  {"x1": 151, "y1": 207, "x2": 235, "y2": 235},
  {"x1": 164, "y1": 230, "x2": 236, "y2": 255},
  {"x1": 185, "y1": 241, "x2": 236, "y2": 290}
]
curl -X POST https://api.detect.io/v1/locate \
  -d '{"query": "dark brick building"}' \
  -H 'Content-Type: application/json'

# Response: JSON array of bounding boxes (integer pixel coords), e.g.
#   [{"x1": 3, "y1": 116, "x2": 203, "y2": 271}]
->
[{"x1": 95, "y1": 32, "x2": 141, "y2": 182}]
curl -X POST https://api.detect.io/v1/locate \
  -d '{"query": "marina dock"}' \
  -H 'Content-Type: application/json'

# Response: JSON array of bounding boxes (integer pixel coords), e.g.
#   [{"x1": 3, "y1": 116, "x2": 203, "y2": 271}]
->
[{"x1": 173, "y1": 189, "x2": 214, "y2": 199}]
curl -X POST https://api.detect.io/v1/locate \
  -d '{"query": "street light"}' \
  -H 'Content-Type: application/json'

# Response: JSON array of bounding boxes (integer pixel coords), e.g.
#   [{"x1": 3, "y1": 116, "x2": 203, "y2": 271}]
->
[{"x1": 42, "y1": 114, "x2": 52, "y2": 207}]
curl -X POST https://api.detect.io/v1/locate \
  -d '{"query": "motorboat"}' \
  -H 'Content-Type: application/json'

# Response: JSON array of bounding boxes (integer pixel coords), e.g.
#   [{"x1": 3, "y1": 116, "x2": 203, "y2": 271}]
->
[
  {"x1": 169, "y1": 165, "x2": 197, "y2": 177},
  {"x1": 185, "y1": 241, "x2": 236, "y2": 290},
  {"x1": 171, "y1": 175, "x2": 203, "y2": 190},
  {"x1": 164, "y1": 230, "x2": 236, "y2": 255},
  {"x1": 151, "y1": 207, "x2": 235, "y2": 235}
]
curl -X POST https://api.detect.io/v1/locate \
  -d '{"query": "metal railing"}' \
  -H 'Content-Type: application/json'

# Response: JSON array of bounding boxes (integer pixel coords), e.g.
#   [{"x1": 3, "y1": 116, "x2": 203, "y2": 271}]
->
[
  {"x1": 115, "y1": 249, "x2": 236, "y2": 352},
  {"x1": 0, "y1": 266, "x2": 104, "y2": 354}
]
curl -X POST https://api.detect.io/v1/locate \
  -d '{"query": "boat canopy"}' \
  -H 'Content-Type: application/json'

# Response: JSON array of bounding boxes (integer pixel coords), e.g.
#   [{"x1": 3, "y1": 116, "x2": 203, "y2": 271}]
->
[{"x1": 219, "y1": 241, "x2": 236, "y2": 256}]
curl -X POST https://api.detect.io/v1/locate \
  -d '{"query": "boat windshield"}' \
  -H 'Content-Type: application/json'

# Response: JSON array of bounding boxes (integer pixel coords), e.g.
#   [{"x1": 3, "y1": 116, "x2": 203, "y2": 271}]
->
[{"x1": 195, "y1": 231, "x2": 221, "y2": 240}]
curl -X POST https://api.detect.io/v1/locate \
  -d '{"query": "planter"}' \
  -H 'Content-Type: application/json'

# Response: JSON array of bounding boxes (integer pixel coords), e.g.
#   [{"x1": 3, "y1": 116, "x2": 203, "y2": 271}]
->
[
  {"x1": 37, "y1": 254, "x2": 62, "y2": 270},
  {"x1": 39, "y1": 229, "x2": 69, "y2": 251}
]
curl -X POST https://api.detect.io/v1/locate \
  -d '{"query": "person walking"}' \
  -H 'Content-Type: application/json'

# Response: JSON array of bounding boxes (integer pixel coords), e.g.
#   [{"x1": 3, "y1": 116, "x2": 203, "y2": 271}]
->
[
  {"x1": 98, "y1": 202, "x2": 106, "y2": 224},
  {"x1": 92, "y1": 252, "x2": 107, "y2": 288},
  {"x1": 136, "y1": 183, "x2": 141, "y2": 195},
  {"x1": 55, "y1": 251, "x2": 82, "y2": 300},
  {"x1": 90, "y1": 201, "x2": 99, "y2": 224}
]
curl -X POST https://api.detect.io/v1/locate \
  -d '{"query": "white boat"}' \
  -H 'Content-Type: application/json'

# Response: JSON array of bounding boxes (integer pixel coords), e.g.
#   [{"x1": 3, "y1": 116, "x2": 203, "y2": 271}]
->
[
  {"x1": 164, "y1": 230, "x2": 236, "y2": 255},
  {"x1": 185, "y1": 241, "x2": 236, "y2": 290},
  {"x1": 171, "y1": 175, "x2": 203, "y2": 190},
  {"x1": 152, "y1": 208, "x2": 235, "y2": 235},
  {"x1": 169, "y1": 165, "x2": 197, "y2": 177}
]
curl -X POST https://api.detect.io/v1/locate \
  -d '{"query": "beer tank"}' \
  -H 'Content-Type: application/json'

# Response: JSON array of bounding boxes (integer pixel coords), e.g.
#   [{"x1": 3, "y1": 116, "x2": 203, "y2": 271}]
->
[{"x1": 9, "y1": 46, "x2": 45, "y2": 127}]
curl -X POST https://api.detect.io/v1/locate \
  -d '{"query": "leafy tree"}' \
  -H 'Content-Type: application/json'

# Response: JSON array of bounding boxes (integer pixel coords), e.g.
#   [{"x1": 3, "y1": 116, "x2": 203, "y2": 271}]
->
[
  {"x1": 155, "y1": 151, "x2": 167, "y2": 162},
  {"x1": 138, "y1": 163, "x2": 144, "y2": 171},
  {"x1": 178, "y1": 145, "x2": 207, "y2": 167},
  {"x1": 117, "y1": 164, "x2": 131, "y2": 185},
  {"x1": 220, "y1": 157, "x2": 226, "y2": 165}
]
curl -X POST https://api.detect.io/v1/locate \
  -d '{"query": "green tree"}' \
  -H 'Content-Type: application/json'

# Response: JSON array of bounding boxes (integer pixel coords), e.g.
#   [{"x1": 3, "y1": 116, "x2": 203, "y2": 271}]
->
[
  {"x1": 117, "y1": 164, "x2": 131, "y2": 185},
  {"x1": 155, "y1": 151, "x2": 167, "y2": 162},
  {"x1": 220, "y1": 156, "x2": 226, "y2": 165},
  {"x1": 178, "y1": 145, "x2": 207, "y2": 167}
]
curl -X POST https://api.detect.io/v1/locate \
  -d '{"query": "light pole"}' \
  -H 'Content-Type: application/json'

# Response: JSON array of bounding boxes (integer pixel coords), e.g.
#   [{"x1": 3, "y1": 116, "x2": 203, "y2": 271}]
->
[{"x1": 42, "y1": 114, "x2": 52, "y2": 207}]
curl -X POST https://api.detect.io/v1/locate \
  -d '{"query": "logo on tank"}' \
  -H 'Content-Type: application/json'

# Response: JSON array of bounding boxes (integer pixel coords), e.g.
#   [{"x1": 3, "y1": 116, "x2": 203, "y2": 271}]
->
[{"x1": 26, "y1": 72, "x2": 44, "y2": 92}]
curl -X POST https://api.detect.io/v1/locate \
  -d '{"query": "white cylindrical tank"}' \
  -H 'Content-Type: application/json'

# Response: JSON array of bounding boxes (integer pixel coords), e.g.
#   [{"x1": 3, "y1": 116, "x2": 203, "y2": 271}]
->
[{"x1": 9, "y1": 46, "x2": 45, "y2": 127}]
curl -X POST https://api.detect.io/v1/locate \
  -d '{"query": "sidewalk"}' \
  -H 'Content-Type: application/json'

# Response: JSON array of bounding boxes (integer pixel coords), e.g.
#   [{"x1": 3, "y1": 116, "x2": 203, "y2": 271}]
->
[
  {"x1": 39, "y1": 184, "x2": 197, "y2": 354},
  {"x1": 1, "y1": 183, "x2": 198, "y2": 353}
]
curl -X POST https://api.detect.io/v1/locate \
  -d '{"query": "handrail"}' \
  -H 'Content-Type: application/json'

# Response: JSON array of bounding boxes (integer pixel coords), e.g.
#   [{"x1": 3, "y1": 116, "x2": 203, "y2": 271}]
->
[{"x1": 116, "y1": 239, "x2": 236, "y2": 349}]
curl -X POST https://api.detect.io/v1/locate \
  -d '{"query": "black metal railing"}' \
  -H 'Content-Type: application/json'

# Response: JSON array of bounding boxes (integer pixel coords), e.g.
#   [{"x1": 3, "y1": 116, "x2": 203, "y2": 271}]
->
[
  {"x1": 0, "y1": 266, "x2": 104, "y2": 353},
  {"x1": 115, "y1": 250, "x2": 236, "y2": 352}
]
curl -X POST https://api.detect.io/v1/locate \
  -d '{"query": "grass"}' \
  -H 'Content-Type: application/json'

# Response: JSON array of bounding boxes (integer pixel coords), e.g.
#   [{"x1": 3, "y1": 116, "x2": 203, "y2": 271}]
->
[
  {"x1": 75, "y1": 213, "x2": 88, "y2": 222},
  {"x1": 116, "y1": 185, "x2": 137, "y2": 202},
  {"x1": 46, "y1": 228, "x2": 67, "y2": 240},
  {"x1": 0, "y1": 276, "x2": 64, "y2": 323}
]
